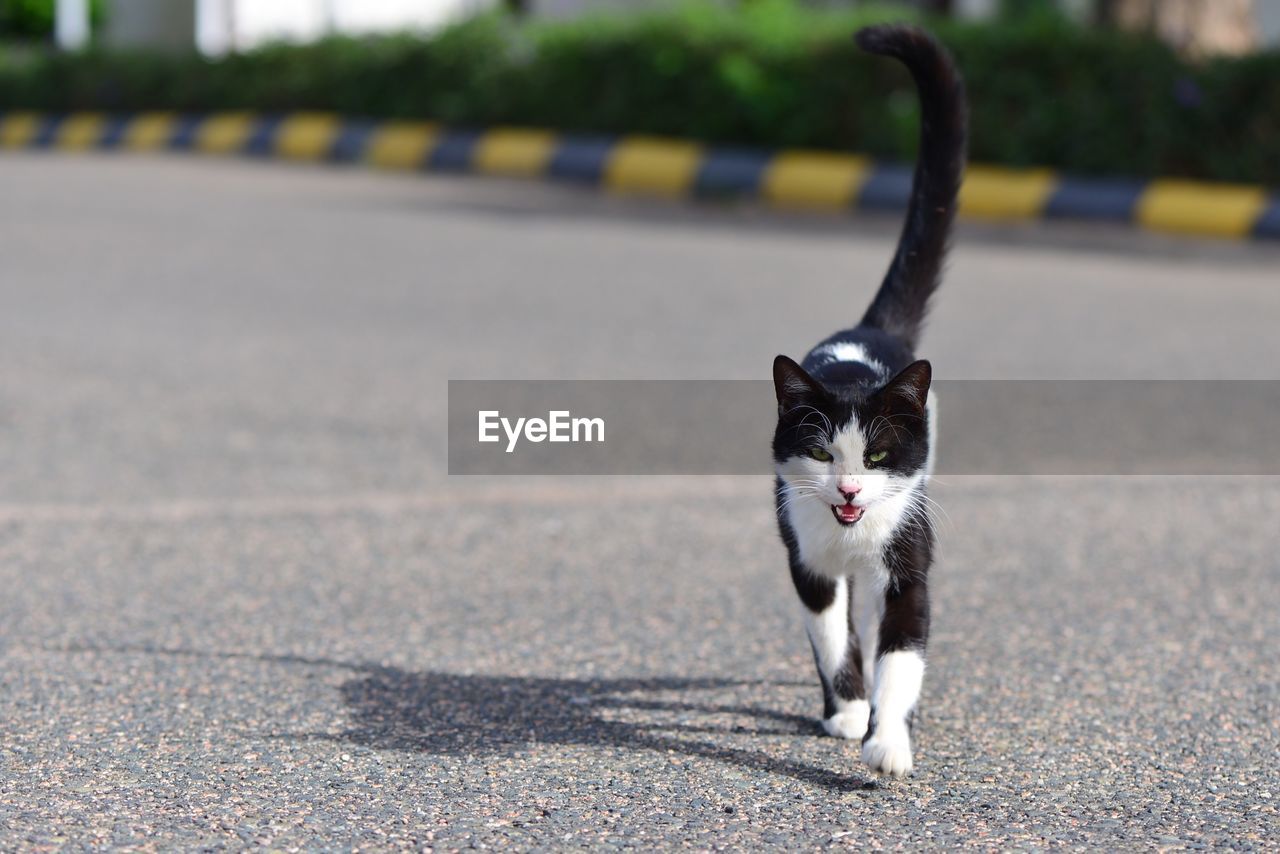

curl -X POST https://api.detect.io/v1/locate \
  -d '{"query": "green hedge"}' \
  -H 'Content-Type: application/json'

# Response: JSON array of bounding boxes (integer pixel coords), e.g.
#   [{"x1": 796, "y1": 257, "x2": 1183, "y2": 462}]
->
[
  {"x1": 1, "y1": 1, "x2": 1278, "y2": 185},
  {"x1": 0, "y1": 0, "x2": 106, "y2": 40}
]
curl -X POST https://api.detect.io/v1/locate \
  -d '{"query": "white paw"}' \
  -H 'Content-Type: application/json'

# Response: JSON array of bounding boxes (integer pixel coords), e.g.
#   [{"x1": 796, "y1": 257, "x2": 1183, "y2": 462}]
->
[
  {"x1": 862, "y1": 726, "x2": 913, "y2": 777},
  {"x1": 822, "y1": 700, "x2": 870, "y2": 740}
]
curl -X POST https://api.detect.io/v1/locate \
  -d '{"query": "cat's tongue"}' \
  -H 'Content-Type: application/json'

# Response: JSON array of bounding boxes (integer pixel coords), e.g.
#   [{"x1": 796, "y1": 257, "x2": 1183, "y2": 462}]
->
[{"x1": 833, "y1": 504, "x2": 864, "y2": 524}]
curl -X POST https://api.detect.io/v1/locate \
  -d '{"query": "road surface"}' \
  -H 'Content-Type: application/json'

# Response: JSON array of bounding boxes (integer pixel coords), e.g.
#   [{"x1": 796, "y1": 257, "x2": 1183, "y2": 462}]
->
[{"x1": 1, "y1": 153, "x2": 1277, "y2": 849}]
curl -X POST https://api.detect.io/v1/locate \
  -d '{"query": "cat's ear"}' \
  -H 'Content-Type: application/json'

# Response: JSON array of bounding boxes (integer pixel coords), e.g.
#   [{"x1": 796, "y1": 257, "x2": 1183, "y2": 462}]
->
[
  {"x1": 773, "y1": 355, "x2": 824, "y2": 412},
  {"x1": 881, "y1": 359, "x2": 932, "y2": 415}
]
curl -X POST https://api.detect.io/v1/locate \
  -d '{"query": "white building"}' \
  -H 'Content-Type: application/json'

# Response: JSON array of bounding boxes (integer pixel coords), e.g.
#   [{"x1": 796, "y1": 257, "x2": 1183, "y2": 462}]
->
[{"x1": 96, "y1": 0, "x2": 497, "y2": 54}]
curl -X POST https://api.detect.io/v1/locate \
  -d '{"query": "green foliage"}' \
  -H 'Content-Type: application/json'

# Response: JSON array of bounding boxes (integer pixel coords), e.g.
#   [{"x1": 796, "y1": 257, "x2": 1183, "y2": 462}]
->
[
  {"x1": 996, "y1": 0, "x2": 1068, "y2": 24},
  {"x1": 0, "y1": 0, "x2": 105, "y2": 40},
  {"x1": 0, "y1": 2, "x2": 1277, "y2": 185},
  {"x1": 0, "y1": 0, "x2": 55, "y2": 38}
]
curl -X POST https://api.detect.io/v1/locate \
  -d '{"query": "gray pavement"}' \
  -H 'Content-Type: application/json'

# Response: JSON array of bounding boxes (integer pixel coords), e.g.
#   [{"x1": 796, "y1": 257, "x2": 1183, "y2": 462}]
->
[{"x1": 1, "y1": 153, "x2": 1278, "y2": 849}]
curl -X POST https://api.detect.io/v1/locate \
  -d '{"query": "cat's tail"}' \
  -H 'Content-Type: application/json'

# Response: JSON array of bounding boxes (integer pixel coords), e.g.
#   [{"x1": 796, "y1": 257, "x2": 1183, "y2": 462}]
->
[{"x1": 856, "y1": 24, "x2": 968, "y2": 352}]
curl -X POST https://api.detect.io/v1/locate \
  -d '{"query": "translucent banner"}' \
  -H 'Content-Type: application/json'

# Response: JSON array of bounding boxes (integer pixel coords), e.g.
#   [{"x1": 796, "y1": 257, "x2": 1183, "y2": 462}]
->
[{"x1": 448, "y1": 380, "x2": 1280, "y2": 475}]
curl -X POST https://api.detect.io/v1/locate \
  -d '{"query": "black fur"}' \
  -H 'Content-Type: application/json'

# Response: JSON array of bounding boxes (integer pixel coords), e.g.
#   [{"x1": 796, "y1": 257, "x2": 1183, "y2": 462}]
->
[
  {"x1": 857, "y1": 25, "x2": 968, "y2": 352},
  {"x1": 827, "y1": 630, "x2": 865, "y2": 717},
  {"x1": 879, "y1": 523, "x2": 933, "y2": 653}
]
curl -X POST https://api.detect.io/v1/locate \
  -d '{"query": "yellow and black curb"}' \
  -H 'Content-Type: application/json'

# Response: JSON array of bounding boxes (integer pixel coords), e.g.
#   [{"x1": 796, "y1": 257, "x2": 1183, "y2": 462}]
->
[{"x1": 3, "y1": 110, "x2": 1277, "y2": 241}]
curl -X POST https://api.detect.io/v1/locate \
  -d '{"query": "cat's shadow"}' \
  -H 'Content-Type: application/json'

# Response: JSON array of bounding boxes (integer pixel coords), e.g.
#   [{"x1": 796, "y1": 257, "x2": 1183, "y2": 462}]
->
[
  {"x1": 55, "y1": 646, "x2": 871, "y2": 792},
  {"x1": 332, "y1": 667, "x2": 871, "y2": 791}
]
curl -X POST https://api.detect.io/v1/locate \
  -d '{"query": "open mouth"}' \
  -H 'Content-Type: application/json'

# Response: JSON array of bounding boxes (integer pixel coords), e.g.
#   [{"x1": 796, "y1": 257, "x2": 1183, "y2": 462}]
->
[{"x1": 831, "y1": 503, "x2": 865, "y2": 526}]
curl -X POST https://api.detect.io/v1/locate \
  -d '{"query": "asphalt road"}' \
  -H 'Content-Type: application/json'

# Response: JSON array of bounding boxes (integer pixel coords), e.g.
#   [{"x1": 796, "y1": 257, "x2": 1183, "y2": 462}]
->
[{"x1": 1, "y1": 153, "x2": 1278, "y2": 850}]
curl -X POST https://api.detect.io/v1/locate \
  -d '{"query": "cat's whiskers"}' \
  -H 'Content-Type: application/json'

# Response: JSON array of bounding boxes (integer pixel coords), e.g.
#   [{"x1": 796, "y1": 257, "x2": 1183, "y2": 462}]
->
[
  {"x1": 786, "y1": 405, "x2": 833, "y2": 438},
  {"x1": 775, "y1": 479, "x2": 833, "y2": 517},
  {"x1": 866, "y1": 415, "x2": 906, "y2": 446}
]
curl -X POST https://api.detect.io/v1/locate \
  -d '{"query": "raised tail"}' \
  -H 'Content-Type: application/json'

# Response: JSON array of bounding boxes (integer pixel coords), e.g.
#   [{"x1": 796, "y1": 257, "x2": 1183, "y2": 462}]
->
[{"x1": 856, "y1": 25, "x2": 967, "y2": 352}]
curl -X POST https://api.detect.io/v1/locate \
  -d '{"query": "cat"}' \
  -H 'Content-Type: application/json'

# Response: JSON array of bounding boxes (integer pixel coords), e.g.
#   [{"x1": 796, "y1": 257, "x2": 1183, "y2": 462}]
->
[{"x1": 772, "y1": 24, "x2": 967, "y2": 778}]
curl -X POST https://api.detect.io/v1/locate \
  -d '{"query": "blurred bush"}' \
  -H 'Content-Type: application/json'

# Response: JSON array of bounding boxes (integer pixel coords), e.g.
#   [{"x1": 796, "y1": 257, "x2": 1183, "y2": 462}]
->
[
  {"x1": 0, "y1": 0, "x2": 1277, "y2": 185},
  {"x1": 0, "y1": 0, "x2": 105, "y2": 40}
]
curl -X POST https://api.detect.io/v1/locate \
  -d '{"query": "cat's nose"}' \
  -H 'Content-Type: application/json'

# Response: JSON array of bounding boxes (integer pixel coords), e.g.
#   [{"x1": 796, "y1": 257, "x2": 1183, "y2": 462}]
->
[{"x1": 838, "y1": 484, "x2": 861, "y2": 502}]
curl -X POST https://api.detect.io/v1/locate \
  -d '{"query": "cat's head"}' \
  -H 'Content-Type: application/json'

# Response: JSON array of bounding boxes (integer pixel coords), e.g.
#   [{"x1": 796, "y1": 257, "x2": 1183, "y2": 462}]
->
[{"x1": 772, "y1": 355, "x2": 933, "y2": 537}]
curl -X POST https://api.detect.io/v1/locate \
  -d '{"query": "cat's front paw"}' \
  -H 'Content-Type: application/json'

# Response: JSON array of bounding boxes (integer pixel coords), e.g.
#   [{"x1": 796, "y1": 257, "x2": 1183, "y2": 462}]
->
[
  {"x1": 861, "y1": 725, "x2": 913, "y2": 777},
  {"x1": 822, "y1": 699, "x2": 870, "y2": 740}
]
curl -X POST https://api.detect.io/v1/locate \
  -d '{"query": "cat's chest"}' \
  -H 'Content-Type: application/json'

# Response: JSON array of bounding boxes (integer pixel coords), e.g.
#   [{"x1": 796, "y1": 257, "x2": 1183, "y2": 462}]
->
[
  {"x1": 801, "y1": 539, "x2": 890, "y2": 595},
  {"x1": 787, "y1": 502, "x2": 893, "y2": 582}
]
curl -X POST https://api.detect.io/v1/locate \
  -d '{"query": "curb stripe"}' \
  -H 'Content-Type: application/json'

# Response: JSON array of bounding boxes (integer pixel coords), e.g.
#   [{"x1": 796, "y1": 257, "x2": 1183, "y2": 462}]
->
[
  {"x1": 429, "y1": 129, "x2": 483, "y2": 172},
  {"x1": 33, "y1": 115, "x2": 65, "y2": 148},
  {"x1": 1137, "y1": 180, "x2": 1269, "y2": 239},
  {"x1": 694, "y1": 148, "x2": 771, "y2": 197},
  {"x1": 167, "y1": 114, "x2": 205, "y2": 150},
  {"x1": 330, "y1": 120, "x2": 375, "y2": 163},
  {"x1": 604, "y1": 137, "x2": 702, "y2": 197},
  {"x1": 274, "y1": 112, "x2": 342, "y2": 161},
  {"x1": 960, "y1": 166, "x2": 1058, "y2": 220},
  {"x1": 98, "y1": 115, "x2": 134, "y2": 149},
  {"x1": 55, "y1": 113, "x2": 107, "y2": 149},
  {"x1": 1045, "y1": 178, "x2": 1144, "y2": 221},
  {"x1": 1, "y1": 112, "x2": 42, "y2": 147},
  {"x1": 364, "y1": 121, "x2": 438, "y2": 171},
  {"x1": 473, "y1": 128, "x2": 558, "y2": 177},
  {"x1": 195, "y1": 112, "x2": 257, "y2": 154},
  {"x1": 762, "y1": 151, "x2": 870, "y2": 210},
  {"x1": 123, "y1": 112, "x2": 179, "y2": 150},
  {"x1": 1253, "y1": 201, "x2": 1280, "y2": 240},
  {"x1": 3, "y1": 111, "x2": 1276, "y2": 242},
  {"x1": 857, "y1": 164, "x2": 913, "y2": 212},
  {"x1": 547, "y1": 136, "x2": 616, "y2": 183},
  {"x1": 243, "y1": 115, "x2": 285, "y2": 156}
]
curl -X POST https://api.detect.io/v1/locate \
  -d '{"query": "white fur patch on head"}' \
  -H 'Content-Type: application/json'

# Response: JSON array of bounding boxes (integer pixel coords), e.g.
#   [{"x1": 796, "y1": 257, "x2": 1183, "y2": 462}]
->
[{"x1": 811, "y1": 342, "x2": 889, "y2": 378}]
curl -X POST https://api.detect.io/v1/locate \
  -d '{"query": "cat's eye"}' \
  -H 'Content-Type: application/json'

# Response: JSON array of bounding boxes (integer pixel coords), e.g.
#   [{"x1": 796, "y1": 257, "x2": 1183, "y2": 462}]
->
[
  {"x1": 868, "y1": 450, "x2": 888, "y2": 464},
  {"x1": 809, "y1": 448, "x2": 833, "y2": 462}
]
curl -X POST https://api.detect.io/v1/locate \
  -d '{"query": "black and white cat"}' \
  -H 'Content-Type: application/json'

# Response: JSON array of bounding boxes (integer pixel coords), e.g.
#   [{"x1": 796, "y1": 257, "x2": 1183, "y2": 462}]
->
[{"x1": 772, "y1": 25, "x2": 966, "y2": 777}]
